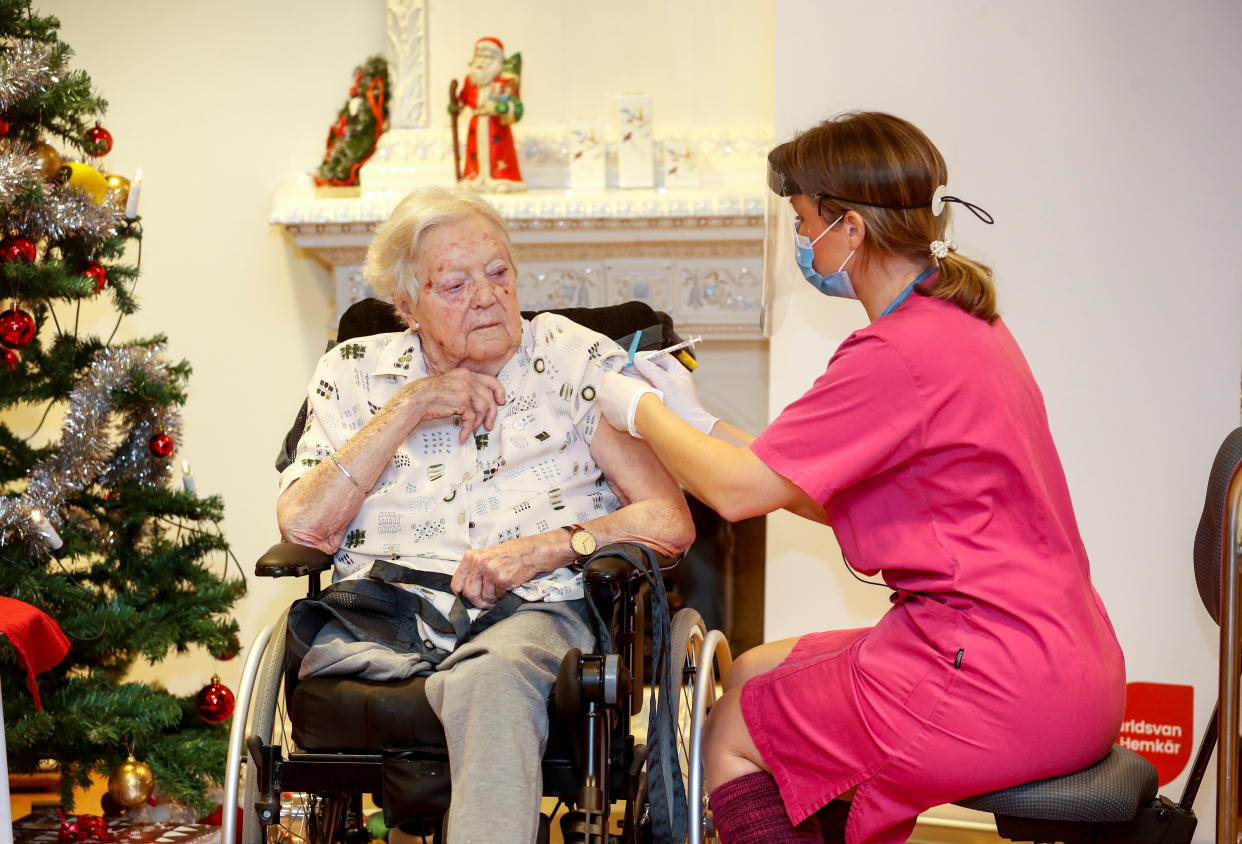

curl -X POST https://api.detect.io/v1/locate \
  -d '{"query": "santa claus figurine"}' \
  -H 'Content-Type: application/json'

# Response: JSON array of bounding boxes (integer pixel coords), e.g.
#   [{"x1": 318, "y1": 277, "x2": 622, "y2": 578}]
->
[{"x1": 452, "y1": 37, "x2": 526, "y2": 192}]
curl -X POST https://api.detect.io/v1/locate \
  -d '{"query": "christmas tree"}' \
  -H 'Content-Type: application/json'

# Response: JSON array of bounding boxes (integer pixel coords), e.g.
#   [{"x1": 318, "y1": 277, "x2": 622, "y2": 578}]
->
[{"x1": 0, "y1": 0, "x2": 245, "y2": 813}]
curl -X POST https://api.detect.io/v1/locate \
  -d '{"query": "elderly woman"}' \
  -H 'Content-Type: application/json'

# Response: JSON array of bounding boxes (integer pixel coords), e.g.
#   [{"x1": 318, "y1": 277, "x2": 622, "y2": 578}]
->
[{"x1": 276, "y1": 185, "x2": 693, "y2": 844}]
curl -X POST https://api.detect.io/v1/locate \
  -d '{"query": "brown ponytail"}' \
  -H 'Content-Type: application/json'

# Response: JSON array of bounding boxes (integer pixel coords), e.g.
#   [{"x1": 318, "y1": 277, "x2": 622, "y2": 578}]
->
[
  {"x1": 768, "y1": 111, "x2": 999, "y2": 322},
  {"x1": 925, "y1": 250, "x2": 997, "y2": 323}
]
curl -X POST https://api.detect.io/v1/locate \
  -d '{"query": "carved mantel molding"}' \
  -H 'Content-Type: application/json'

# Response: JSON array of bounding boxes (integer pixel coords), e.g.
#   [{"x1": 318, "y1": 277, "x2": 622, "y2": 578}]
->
[{"x1": 274, "y1": 169, "x2": 771, "y2": 338}]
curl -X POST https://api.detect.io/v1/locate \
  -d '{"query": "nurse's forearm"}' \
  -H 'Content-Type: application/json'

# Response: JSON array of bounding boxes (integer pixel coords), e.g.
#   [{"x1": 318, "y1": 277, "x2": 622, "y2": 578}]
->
[
  {"x1": 635, "y1": 396, "x2": 828, "y2": 524},
  {"x1": 633, "y1": 395, "x2": 777, "y2": 522},
  {"x1": 708, "y1": 419, "x2": 755, "y2": 448}
]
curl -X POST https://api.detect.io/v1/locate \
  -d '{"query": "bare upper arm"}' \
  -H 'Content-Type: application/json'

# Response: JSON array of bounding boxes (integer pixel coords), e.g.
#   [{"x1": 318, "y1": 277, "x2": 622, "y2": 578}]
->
[{"x1": 589, "y1": 420, "x2": 685, "y2": 507}]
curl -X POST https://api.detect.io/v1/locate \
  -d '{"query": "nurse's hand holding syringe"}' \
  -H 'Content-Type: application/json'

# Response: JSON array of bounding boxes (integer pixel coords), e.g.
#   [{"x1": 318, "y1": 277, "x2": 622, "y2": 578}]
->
[{"x1": 627, "y1": 338, "x2": 718, "y2": 434}]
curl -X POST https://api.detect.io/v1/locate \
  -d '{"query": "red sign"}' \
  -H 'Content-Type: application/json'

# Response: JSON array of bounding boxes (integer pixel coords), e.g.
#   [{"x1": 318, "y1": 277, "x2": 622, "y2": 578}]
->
[{"x1": 1117, "y1": 682, "x2": 1194, "y2": 785}]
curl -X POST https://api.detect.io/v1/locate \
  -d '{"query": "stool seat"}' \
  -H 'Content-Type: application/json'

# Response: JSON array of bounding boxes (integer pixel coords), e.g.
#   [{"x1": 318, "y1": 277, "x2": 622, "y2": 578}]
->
[{"x1": 955, "y1": 745, "x2": 1158, "y2": 823}]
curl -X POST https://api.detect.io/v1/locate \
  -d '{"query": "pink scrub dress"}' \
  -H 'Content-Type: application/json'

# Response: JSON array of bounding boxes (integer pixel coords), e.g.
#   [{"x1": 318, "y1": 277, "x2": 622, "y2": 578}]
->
[{"x1": 744, "y1": 290, "x2": 1125, "y2": 844}]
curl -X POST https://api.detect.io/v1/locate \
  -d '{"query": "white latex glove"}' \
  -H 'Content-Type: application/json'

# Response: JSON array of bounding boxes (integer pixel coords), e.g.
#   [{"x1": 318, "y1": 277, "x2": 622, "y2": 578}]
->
[
  {"x1": 631, "y1": 353, "x2": 719, "y2": 434},
  {"x1": 599, "y1": 371, "x2": 663, "y2": 437}
]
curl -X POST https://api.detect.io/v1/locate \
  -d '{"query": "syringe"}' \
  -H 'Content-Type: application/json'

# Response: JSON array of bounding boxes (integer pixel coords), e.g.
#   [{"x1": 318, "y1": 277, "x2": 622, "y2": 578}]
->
[{"x1": 637, "y1": 336, "x2": 702, "y2": 361}]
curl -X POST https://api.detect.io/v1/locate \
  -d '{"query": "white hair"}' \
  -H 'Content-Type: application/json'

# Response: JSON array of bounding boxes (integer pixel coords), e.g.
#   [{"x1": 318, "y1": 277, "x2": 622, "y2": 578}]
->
[{"x1": 362, "y1": 185, "x2": 514, "y2": 307}]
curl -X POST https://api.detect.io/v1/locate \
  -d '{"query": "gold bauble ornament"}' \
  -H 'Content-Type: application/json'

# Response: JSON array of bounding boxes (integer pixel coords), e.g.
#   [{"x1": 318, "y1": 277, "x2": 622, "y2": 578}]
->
[
  {"x1": 107, "y1": 755, "x2": 155, "y2": 808},
  {"x1": 59, "y1": 161, "x2": 109, "y2": 204},
  {"x1": 103, "y1": 173, "x2": 131, "y2": 212},
  {"x1": 31, "y1": 142, "x2": 61, "y2": 182}
]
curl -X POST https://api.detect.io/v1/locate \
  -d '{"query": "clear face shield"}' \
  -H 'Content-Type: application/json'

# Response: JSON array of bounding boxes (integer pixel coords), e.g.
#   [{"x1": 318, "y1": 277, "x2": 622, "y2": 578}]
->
[{"x1": 767, "y1": 164, "x2": 800, "y2": 199}]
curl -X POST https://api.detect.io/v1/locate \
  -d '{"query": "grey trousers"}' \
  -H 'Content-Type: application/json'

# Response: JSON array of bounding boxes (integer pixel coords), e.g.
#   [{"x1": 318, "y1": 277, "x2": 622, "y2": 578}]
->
[{"x1": 423, "y1": 599, "x2": 595, "y2": 844}]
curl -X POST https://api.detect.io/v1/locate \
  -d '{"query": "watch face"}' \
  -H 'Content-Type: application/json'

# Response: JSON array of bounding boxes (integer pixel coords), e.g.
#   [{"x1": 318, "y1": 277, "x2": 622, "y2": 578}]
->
[{"x1": 570, "y1": 529, "x2": 597, "y2": 557}]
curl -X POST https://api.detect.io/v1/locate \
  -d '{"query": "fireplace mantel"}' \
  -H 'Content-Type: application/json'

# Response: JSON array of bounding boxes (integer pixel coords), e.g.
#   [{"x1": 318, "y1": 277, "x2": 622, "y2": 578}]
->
[{"x1": 272, "y1": 177, "x2": 769, "y2": 340}]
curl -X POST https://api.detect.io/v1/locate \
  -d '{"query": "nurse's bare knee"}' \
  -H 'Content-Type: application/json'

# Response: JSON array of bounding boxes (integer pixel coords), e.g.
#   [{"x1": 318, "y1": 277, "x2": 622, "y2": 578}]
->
[
  {"x1": 703, "y1": 687, "x2": 768, "y2": 792},
  {"x1": 725, "y1": 635, "x2": 801, "y2": 691}
]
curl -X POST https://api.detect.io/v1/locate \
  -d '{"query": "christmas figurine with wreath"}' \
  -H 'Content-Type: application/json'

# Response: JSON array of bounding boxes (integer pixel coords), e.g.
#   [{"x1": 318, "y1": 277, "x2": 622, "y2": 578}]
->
[{"x1": 314, "y1": 55, "x2": 389, "y2": 187}]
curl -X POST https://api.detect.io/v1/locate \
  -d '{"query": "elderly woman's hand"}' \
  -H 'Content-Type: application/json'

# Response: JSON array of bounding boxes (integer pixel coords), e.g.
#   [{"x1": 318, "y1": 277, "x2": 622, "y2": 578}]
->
[
  {"x1": 450, "y1": 534, "x2": 558, "y2": 609},
  {"x1": 398, "y1": 368, "x2": 507, "y2": 443}
]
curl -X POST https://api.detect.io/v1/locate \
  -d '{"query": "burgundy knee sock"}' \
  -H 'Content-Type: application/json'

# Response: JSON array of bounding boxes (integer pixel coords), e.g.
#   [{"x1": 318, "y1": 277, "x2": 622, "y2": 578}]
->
[
  {"x1": 709, "y1": 771, "x2": 822, "y2": 843},
  {"x1": 814, "y1": 800, "x2": 850, "y2": 844}
]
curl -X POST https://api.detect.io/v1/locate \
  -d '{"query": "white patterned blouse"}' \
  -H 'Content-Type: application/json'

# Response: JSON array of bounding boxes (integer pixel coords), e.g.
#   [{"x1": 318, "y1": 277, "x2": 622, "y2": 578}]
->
[{"x1": 279, "y1": 312, "x2": 629, "y2": 650}]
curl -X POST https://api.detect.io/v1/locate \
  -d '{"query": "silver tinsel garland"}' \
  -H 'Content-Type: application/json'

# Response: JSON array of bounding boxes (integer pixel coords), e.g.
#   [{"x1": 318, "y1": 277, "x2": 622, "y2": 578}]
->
[
  {"x1": 0, "y1": 40, "x2": 54, "y2": 112},
  {"x1": 20, "y1": 180, "x2": 122, "y2": 243},
  {"x1": 0, "y1": 344, "x2": 182, "y2": 554},
  {"x1": 0, "y1": 143, "x2": 40, "y2": 207}
]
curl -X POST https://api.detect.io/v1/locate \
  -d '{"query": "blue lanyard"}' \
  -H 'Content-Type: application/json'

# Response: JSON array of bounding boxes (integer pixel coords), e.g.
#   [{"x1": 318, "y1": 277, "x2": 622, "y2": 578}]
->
[{"x1": 879, "y1": 267, "x2": 939, "y2": 317}]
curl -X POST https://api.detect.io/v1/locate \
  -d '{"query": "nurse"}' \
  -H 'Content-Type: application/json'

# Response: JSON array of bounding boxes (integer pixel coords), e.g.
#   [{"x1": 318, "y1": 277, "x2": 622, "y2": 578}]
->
[{"x1": 598, "y1": 111, "x2": 1126, "y2": 844}]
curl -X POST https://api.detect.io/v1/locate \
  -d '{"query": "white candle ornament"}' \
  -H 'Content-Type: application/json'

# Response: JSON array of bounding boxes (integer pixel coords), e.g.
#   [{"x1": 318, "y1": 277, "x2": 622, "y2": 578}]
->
[
  {"x1": 29, "y1": 508, "x2": 63, "y2": 550},
  {"x1": 125, "y1": 168, "x2": 142, "y2": 219},
  {"x1": 181, "y1": 459, "x2": 196, "y2": 495}
]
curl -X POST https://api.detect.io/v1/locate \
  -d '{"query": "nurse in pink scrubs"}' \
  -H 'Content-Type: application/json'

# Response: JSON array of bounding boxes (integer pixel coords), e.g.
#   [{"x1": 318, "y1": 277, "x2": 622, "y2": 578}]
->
[{"x1": 599, "y1": 111, "x2": 1126, "y2": 844}]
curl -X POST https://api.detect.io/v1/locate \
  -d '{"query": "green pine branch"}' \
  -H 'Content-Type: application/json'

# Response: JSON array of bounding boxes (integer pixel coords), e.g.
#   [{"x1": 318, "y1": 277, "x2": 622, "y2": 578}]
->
[{"x1": 0, "y1": 0, "x2": 244, "y2": 812}]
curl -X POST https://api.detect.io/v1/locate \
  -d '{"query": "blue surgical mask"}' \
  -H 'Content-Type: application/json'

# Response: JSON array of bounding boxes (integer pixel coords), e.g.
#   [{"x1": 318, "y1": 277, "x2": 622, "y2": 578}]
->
[{"x1": 792, "y1": 216, "x2": 857, "y2": 299}]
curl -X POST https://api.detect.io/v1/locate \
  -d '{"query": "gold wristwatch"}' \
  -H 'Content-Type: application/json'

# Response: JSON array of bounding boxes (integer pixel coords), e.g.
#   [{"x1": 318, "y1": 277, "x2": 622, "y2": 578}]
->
[{"x1": 562, "y1": 523, "x2": 597, "y2": 565}]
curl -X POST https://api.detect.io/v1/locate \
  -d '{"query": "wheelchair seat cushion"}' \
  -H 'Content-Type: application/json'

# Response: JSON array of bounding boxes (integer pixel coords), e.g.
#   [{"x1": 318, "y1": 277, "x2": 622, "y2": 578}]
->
[
  {"x1": 954, "y1": 744, "x2": 1158, "y2": 822},
  {"x1": 291, "y1": 675, "x2": 446, "y2": 752},
  {"x1": 289, "y1": 667, "x2": 575, "y2": 762}
]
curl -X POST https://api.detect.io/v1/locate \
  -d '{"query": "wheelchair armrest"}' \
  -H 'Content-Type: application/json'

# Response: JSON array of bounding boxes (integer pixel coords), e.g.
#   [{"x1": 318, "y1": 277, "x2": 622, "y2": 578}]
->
[
  {"x1": 255, "y1": 542, "x2": 334, "y2": 578},
  {"x1": 583, "y1": 542, "x2": 679, "y2": 586}
]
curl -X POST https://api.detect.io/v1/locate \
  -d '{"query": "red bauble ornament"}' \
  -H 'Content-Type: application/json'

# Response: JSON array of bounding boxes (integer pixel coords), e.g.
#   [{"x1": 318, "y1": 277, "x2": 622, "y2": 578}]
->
[
  {"x1": 196, "y1": 674, "x2": 235, "y2": 724},
  {"x1": 57, "y1": 817, "x2": 80, "y2": 843},
  {"x1": 99, "y1": 793, "x2": 125, "y2": 817},
  {"x1": 76, "y1": 815, "x2": 113, "y2": 842},
  {"x1": 0, "y1": 118, "x2": 10, "y2": 137},
  {"x1": 2, "y1": 347, "x2": 19, "y2": 371},
  {"x1": 148, "y1": 432, "x2": 175, "y2": 458},
  {"x1": 83, "y1": 261, "x2": 107, "y2": 292},
  {"x1": 0, "y1": 307, "x2": 36, "y2": 349},
  {"x1": 86, "y1": 124, "x2": 113, "y2": 156},
  {"x1": 0, "y1": 236, "x2": 36, "y2": 263}
]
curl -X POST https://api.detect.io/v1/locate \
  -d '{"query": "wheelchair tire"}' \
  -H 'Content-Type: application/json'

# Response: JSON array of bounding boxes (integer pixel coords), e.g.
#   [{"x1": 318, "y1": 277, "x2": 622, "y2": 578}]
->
[
  {"x1": 241, "y1": 609, "x2": 290, "y2": 844},
  {"x1": 670, "y1": 608, "x2": 730, "y2": 844}
]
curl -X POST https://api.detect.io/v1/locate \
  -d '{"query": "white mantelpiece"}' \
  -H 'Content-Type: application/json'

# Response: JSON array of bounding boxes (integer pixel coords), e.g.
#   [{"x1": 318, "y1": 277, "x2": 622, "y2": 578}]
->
[{"x1": 272, "y1": 178, "x2": 769, "y2": 340}]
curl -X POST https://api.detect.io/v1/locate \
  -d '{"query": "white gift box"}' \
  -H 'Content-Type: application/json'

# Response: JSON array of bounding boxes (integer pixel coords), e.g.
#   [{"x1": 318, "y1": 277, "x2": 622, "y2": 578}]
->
[
  {"x1": 615, "y1": 94, "x2": 654, "y2": 189},
  {"x1": 568, "y1": 120, "x2": 607, "y2": 190}
]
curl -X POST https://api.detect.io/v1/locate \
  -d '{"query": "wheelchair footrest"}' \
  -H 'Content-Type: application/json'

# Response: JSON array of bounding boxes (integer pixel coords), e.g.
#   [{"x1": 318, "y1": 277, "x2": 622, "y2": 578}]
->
[{"x1": 994, "y1": 796, "x2": 1196, "y2": 844}]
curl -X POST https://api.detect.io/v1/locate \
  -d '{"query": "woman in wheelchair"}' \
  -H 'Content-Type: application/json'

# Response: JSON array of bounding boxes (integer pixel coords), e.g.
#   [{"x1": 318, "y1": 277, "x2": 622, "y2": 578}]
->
[
  {"x1": 600, "y1": 112, "x2": 1126, "y2": 844},
  {"x1": 276, "y1": 185, "x2": 693, "y2": 843}
]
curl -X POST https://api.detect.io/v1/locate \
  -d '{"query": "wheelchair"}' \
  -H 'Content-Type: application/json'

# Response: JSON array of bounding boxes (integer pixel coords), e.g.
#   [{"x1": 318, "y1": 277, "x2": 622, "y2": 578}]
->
[{"x1": 220, "y1": 298, "x2": 736, "y2": 844}]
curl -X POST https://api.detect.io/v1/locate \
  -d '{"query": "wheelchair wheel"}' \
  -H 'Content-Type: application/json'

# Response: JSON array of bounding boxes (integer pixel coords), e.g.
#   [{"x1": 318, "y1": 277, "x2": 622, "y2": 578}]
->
[
  {"x1": 670, "y1": 608, "x2": 731, "y2": 844},
  {"x1": 240, "y1": 610, "x2": 350, "y2": 844},
  {"x1": 240, "y1": 610, "x2": 286, "y2": 844}
]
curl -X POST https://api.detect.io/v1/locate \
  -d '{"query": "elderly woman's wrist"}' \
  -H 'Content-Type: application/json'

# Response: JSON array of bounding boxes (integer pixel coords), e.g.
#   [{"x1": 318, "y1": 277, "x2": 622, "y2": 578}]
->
[{"x1": 539, "y1": 528, "x2": 578, "y2": 570}]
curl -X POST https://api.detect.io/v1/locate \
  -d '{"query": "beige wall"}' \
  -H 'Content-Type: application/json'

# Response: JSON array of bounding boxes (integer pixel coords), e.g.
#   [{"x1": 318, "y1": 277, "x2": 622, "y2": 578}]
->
[
  {"x1": 426, "y1": 0, "x2": 774, "y2": 131},
  {"x1": 32, "y1": 1, "x2": 774, "y2": 698}
]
